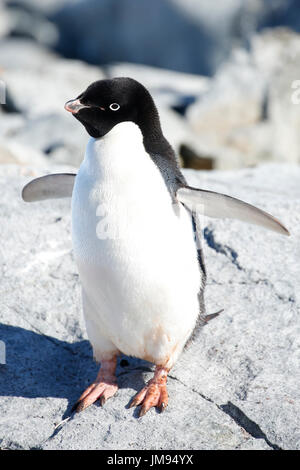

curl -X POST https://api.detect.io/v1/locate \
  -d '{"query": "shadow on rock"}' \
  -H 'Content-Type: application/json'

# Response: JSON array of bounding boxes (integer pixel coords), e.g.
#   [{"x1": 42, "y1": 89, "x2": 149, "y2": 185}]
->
[{"x1": 0, "y1": 323, "x2": 153, "y2": 418}]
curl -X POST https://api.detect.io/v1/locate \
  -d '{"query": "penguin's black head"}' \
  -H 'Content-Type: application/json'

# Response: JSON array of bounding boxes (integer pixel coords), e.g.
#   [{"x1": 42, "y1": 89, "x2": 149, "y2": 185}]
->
[{"x1": 64, "y1": 77, "x2": 157, "y2": 139}]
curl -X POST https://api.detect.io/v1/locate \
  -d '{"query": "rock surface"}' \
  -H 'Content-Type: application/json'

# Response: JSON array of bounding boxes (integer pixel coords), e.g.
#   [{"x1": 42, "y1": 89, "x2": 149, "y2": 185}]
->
[
  {"x1": 48, "y1": 0, "x2": 300, "y2": 76},
  {"x1": 5, "y1": 0, "x2": 300, "y2": 76},
  {"x1": 2, "y1": 28, "x2": 300, "y2": 170},
  {"x1": 2, "y1": 26, "x2": 300, "y2": 170},
  {"x1": 0, "y1": 39, "x2": 210, "y2": 167},
  {"x1": 0, "y1": 163, "x2": 298, "y2": 450},
  {"x1": 186, "y1": 28, "x2": 300, "y2": 169}
]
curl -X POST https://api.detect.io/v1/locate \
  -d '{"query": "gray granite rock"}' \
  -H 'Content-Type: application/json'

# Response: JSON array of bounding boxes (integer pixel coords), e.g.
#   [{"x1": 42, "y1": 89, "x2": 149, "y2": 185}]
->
[
  {"x1": 6, "y1": 113, "x2": 89, "y2": 167},
  {"x1": 49, "y1": 0, "x2": 300, "y2": 76},
  {"x1": 0, "y1": 39, "x2": 104, "y2": 118},
  {"x1": 0, "y1": 162, "x2": 298, "y2": 450},
  {"x1": 51, "y1": 0, "x2": 243, "y2": 76},
  {"x1": 0, "y1": 39, "x2": 211, "y2": 167},
  {"x1": 186, "y1": 47, "x2": 267, "y2": 170},
  {"x1": 2, "y1": 4, "x2": 58, "y2": 47},
  {"x1": 0, "y1": 39, "x2": 101, "y2": 166},
  {"x1": 0, "y1": 138, "x2": 48, "y2": 166},
  {"x1": 186, "y1": 28, "x2": 300, "y2": 169},
  {"x1": 3, "y1": 29, "x2": 300, "y2": 170}
]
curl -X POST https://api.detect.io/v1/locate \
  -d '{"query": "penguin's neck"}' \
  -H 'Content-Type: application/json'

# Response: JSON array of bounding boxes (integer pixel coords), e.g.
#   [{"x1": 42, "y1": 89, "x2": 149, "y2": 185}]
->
[{"x1": 135, "y1": 93, "x2": 175, "y2": 158}]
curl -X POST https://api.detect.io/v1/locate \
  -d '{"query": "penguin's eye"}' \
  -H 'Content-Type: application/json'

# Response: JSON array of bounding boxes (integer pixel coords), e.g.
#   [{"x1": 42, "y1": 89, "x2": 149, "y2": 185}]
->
[{"x1": 109, "y1": 103, "x2": 120, "y2": 111}]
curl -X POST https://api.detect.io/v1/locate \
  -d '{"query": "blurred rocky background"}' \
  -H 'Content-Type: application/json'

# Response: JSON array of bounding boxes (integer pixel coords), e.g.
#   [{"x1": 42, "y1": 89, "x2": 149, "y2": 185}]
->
[
  {"x1": 1, "y1": 0, "x2": 300, "y2": 170},
  {"x1": 1, "y1": 0, "x2": 300, "y2": 451}
]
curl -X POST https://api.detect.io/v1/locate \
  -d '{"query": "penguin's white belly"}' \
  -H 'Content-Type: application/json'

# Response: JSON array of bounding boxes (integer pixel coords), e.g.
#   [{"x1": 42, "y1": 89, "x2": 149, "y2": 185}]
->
[{"x1": 72, "y1": 123, "x2": 201, "y2": 367}]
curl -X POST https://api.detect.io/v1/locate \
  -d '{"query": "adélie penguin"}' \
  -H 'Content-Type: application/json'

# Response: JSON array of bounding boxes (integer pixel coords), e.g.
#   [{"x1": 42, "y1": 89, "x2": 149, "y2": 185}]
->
[{"x1": 22, "y1": 77, "x2": 290, "y2": 417}]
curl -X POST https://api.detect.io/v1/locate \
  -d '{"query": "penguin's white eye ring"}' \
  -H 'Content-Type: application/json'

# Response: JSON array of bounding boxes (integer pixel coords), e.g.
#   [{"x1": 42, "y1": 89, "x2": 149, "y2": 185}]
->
[{"x1": 109, "y1": 103, "x2": 120, "y2": 111}]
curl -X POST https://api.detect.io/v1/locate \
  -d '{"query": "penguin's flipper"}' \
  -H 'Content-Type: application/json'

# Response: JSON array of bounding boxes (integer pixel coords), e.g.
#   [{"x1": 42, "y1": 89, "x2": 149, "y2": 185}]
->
[
  {"x1": 177, "y1": 186, "x2": 290, "y2": 236},
  {"x1": 22, "y1": 173, "x2": 76, "y2": 202}
]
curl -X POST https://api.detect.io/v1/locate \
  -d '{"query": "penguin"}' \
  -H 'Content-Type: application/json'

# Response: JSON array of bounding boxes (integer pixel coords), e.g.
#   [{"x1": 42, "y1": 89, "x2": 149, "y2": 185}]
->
[{"x1": 22, "y1": 77, "x2": 289, "y2": 417}]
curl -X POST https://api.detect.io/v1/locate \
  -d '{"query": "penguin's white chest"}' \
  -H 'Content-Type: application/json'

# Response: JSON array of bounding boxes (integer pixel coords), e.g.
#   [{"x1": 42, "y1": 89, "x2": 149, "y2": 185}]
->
[{"x1": 72, "y1": 122, "x2": 201, "y2": 367}]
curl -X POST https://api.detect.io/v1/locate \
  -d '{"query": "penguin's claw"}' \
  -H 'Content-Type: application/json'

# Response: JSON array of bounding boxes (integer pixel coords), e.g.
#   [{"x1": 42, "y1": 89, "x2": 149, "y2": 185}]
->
[
  {"x1": 135, "y1": 382, "x2": 168, "y2": 417},
  {"x1": 130, "y1": 366, "x2": 169, "y2": 417},
  {"x1": 73, "y1": 381, "x2": 118, "y2": 413},
  {"x1": 73, "y1": 357, "x2": 118, "y2": 413}
]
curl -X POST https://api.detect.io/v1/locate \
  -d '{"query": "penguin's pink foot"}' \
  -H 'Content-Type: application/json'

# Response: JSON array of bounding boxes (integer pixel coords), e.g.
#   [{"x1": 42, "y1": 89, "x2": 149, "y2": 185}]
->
[
  {"x1": 129, "y1": 366, "x2": 169, "y2": 417},
  {"x1": 73, "y1": 356, "x2": 118, "y2": 413}
]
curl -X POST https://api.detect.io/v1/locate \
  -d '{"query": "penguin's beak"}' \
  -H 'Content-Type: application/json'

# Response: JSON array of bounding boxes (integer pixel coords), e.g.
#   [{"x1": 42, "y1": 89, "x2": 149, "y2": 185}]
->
[{"x1": 64, "y1": 99, "x2": 87, "y2": 114}]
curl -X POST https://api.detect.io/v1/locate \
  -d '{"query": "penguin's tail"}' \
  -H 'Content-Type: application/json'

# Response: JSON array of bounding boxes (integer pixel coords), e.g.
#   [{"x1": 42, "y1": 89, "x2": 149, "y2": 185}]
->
[{"x1": 204, "y1": 309, "x2": 224, "y2": 323}]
